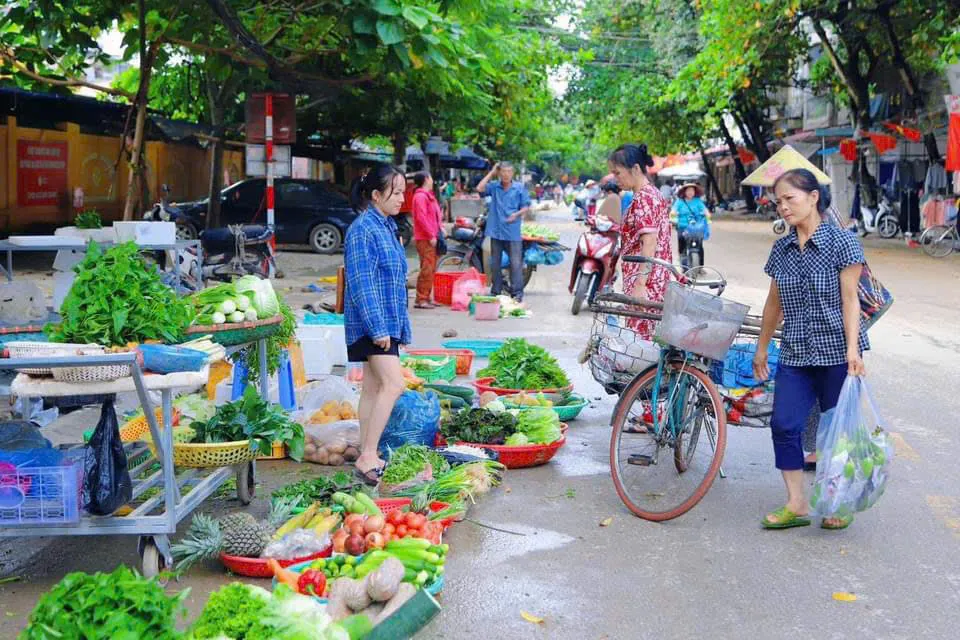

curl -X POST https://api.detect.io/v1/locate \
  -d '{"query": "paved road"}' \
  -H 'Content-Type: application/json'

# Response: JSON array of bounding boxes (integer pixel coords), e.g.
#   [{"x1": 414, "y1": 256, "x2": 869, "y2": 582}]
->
[{"x1": 2, "y1": 208, "x2": 959, "y2": 638}]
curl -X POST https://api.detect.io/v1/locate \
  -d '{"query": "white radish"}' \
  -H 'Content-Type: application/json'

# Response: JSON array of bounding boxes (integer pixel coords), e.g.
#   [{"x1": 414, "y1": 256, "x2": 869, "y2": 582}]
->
[
  {"x1": 220, "y1": 299, "x2": 237, "y2": 315},
  {"x1": 211, "y1": 311, "x2": 227, "y2": 324},
  {"x1": 229, "y1": 311, "x2": 245, "y2": 323}
]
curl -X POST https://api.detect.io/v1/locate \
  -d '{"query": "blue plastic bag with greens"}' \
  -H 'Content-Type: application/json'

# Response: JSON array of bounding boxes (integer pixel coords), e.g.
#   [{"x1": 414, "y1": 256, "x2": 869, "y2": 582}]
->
[
  {"x1": 810, "y1": 376, "x2": 892, "y2": 518},
  {"x1": 378, "y1": 390, "x2": 441, "y2": 455}
]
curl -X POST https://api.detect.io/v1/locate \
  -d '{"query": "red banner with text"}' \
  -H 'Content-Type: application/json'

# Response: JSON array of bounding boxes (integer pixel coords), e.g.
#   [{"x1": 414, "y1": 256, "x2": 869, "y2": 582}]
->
[{"x1": 17, "y1": 140, "x2": 68, "y2": 207}]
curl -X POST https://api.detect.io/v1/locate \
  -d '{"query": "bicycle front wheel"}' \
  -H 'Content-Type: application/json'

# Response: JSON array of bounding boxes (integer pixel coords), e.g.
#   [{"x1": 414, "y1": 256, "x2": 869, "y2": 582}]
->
[
  {"x1": 920, "y1": 225, "x2": 955, "y2": 258},
  {"x1": 610, "y1": 362, "x2": 727, "y2": 521}
]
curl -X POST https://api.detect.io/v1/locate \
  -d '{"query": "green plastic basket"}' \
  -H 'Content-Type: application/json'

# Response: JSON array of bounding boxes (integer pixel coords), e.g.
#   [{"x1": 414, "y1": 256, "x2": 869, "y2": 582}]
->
[
  {"x1": 183, "y1": 314, "x2": 283, "y2": 347},
  {"x1": 503, "y1": 393, "x2": 589, "y2": 421},
  {"x1": 402, "y1": 354, "x2": 456, "y2": 382},
  {"x1": 440, "y1": 339, "x2": 504, "y2": 358}
]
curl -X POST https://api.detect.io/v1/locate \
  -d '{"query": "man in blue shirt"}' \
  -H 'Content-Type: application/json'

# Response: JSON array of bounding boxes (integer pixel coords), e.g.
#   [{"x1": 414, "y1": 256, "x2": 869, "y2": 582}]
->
[{"x1": 476, "y1": 161, "x2": 531, "y2": 301}]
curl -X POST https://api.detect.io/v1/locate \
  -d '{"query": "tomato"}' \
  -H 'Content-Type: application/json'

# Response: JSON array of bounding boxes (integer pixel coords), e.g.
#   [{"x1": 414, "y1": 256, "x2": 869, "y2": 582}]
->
[
  {"x1": 404, "y1": 512, "x2": 419, "y2": 526},
  {"x1": 397, "y1": 525, "x2": 408, "y2": 536},
  {"x1": 388, "y1": 511, "x2": 404, "y2": 526},
  {"x1": 383, "y1": 523, "x2": 395, "y2": 535},
  {"x1": 408, "y1": 513, "x2": 427, "y2": 529}
]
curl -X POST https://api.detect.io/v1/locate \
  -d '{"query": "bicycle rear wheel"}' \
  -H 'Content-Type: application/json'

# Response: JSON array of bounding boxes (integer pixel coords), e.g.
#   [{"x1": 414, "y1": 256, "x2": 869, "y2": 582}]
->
[
  {"x1": 610, "y1": 362, "x2": 726, "y2": 521},
  {"x1": 920, "y1": 225, "x2": 955, "y2": 258}
]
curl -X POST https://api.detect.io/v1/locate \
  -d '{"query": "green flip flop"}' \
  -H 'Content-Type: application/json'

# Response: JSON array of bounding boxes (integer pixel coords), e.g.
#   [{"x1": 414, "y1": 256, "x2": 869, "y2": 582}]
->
[
  {"x1": 761, "y1": 506, "x2": 812, "y2": 530},
  {"x1": 821, "y1": 515, "x2": 854, "y2": 530}
]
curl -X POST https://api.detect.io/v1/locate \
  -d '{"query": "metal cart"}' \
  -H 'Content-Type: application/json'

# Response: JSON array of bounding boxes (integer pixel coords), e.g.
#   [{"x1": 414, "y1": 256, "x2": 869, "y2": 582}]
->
[{"x1": 0, "y1": 340, "x2": 271, "y2": 577}]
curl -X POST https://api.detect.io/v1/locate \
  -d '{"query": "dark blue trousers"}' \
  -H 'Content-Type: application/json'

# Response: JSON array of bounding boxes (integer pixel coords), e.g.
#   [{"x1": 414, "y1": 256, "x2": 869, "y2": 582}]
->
[{"x1": 771, "y1": 364, "x2": 847, "y2": 470}]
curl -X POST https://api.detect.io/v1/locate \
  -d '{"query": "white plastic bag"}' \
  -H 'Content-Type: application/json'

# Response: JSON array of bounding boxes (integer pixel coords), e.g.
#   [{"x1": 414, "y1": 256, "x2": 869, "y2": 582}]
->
[
  {"x1": 299, "y1": 420, "x2": 360, "y2": 466},
  {"x1": 0, "y1": 282, "x2": 47, "y2": 325},
  {"x1": 299, "y1": 376, "x2": 359, "y2": 413},
  {"x1": 810, "y1": 376, "x2": 893, "y2": 517}
]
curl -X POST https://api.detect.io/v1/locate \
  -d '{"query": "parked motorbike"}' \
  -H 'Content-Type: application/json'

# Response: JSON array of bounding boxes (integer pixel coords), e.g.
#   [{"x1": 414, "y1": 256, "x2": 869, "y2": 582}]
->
[
  {"x1": 438, "y1": 214, "x2": 566, "y2": 291},
  {"x1": 200, "y1": 224, "x2": 277, "y2": 282},
  {"x1": 855, "y1": 194, "x2": 900, "y2": 238},
  {"x1": 143, "y1": 184, "x2": 199, "y2": 240},
  {"x1": 569, "y1": 215, "x2": 619, "y2": 315}
]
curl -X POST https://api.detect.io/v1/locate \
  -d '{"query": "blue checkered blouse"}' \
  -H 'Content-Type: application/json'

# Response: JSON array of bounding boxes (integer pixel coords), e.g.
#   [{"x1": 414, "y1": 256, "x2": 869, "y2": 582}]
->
[
  {"x1": 344, "y1": 207, "x2": 412, "y2": 347},
  {"x1": 764, "y1": 222, "x2": 869, "y2": 367}
]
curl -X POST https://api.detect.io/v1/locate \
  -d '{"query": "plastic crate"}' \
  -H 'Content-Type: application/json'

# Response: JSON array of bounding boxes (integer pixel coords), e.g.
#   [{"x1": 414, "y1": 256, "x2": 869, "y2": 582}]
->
[
  {"x1": 474, "y1": 301, "x2": 501, "y2": 321},
  {"x1": 404, "y1": 349, "x2": 474, "y2": 376},
  {"x1": 402, "y1": 354, "x2": 456, "y2": 382},
  {"x1": 256, "y1": 441, "x2": 287, "y2": 460},
  {"x1": 433, "y1": 272, "x2": 460, "y2": 306},
  {"x1": 440, "y1": 339, "x2": 504, "y2": 358},
  {"x1": 0, "y1": 460, "x2": 81, "y2": 526}
]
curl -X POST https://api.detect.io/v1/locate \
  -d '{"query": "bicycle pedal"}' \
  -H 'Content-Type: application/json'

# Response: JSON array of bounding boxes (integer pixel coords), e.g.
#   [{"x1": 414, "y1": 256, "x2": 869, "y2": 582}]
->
[{"x1": 627, "y1": 454, "x2": 654, "y2": 466}]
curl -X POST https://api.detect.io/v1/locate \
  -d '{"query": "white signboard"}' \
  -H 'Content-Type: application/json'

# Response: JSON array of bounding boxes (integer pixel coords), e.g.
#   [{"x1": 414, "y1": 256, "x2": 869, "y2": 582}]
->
[{"x1": 245, "y1": 144, "x2": 292, "y2": 177}]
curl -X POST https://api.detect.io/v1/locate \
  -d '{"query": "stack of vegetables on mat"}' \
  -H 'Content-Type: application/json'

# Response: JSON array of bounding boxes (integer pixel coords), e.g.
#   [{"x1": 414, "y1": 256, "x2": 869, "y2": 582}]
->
[
  {"x1": 173, "y1": 496, "x2": 339, "y2": 570},
  {"x1": 476, "y1": 338, "x2": 570, "y2": 390},
  {"x1": 271, "y1": 470, "x2": 365, "y2": 511},
  {"x1": 388, "y1": 459, "x2": 505, "y2": 503},
  {"x1": 186, "y1": 386, "x2": 305, "y2": 460},
  {"x1": 378, "y1": 444, "x2": 449, "y2": 494},
  {"x1": 45, "y1": 241, "x2": 194, "y2": 345},
  {"x1": 329, "y1": 491, "x2": 446, "y2": 556},
  {"x1": 189, "y1": 276, "x2": 279, "y2": 325}
]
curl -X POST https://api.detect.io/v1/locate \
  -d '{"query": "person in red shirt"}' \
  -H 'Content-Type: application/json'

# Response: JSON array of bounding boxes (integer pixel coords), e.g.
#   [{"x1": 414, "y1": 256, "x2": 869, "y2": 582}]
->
[{"x1": 412, "y1": 172, "x2": 444, "y2": 308}]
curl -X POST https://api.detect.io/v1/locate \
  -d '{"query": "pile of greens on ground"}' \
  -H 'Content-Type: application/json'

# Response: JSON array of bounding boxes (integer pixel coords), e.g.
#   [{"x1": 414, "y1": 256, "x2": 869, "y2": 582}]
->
[
  {"x1": 477, "y1": 338, "x2": 570, "y2": 390},
  {"x1": 271, "y1": 470, "x2": 364, "y2": 508},
  {"x1": 46, "y1": 241, "x2": 194, "y2": 346},
  {"x1": 441, "y1": 408, "x2": 517, "y2": 444},
  {"x1": 20, "y1": 566, "x2": 187, "y2": 640},
  {"x1": 190, "y1": 386, "x2": 304, "y2": 461},
  {"x1": 382, "y1": 444, "x2": 450, "y2": 485}
]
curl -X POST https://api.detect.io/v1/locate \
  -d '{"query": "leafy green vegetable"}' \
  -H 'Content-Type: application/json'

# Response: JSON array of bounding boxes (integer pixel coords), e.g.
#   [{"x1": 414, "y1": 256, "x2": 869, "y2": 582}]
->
[
  {"x1": 74, "y1": 209, "x2": 103, "y2": 229},
  {"x1": 21, "y1": 566, "x2": 188, "y2": 640},
  {"x1": 440, "y1": 408, "x2": 517, "y2": 444},
  {"x1": 271, "y1": 470, "x2": 363, "y2": 507},
  {"x1": 515, "y1": 408, "x2": 562, "y2": 444},
  {"x1": 505, "y1": 433, "x2": 530, "y2": 446},
  {"x1": 382, "y1": 444, "x2": 449, "y2": 485},
  {"x1": 477, "y1": 338, "x2": 570, "y2": 390},
  {"x1": 190, "y1": 386, "x2": 305, "y2": 461},
  {"x1": 236, "y1": 294, "x2": 297, "y2": 378},
  {"x1": 45, "y1": 241, "x2": 194, "y2": 346},
  {"x1": 190, "y1": 583, "x2": 272, "y2": 639}
]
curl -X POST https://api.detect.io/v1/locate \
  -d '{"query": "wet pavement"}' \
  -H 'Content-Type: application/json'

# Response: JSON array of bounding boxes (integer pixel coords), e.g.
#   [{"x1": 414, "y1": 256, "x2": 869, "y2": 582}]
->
[{"x1": 2, "y1": 208, "x2": 960, "y2": 638}]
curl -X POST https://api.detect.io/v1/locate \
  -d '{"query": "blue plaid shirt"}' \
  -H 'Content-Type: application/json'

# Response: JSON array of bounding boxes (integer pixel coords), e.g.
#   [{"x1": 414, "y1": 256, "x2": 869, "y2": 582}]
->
[
  {"x1": 764, "y1": 223, "x2": 869, "y2": 367},
  {"x1": 344, "y1": 207, "x2": 412, "y2": 347}
]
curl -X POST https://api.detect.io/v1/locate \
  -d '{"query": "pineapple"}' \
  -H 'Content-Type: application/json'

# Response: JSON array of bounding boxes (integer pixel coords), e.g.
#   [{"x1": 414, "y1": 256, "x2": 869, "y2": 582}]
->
[
  {"x1": 218, "y1": 512, "x2": 257, "y2": 534},
  {"x1": 172, "y1": 513, "x2": 224, "y2": 571},
  {"x1": 222, "y1": 522, "x2": 271, "y2": 557}
]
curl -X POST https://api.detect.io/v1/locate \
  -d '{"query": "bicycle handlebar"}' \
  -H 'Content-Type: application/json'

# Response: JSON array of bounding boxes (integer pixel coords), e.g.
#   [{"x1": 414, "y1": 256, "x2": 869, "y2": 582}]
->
[{"x1": 621, "y1": 255, "x2": 727, "y2": 292}]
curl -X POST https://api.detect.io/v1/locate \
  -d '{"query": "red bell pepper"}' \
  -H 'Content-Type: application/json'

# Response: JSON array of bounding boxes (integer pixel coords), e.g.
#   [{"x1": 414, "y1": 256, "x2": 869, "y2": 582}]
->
[{"x1": 297, "y1": 569, "x2": 327, "y2": 596}]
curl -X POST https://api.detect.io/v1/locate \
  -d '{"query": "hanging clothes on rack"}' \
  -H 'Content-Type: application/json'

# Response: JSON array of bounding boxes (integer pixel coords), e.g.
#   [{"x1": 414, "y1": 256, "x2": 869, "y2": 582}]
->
[
  {"x1": 900, "y1": 188, "x2": 922, "y2": 235},
  {"x1": 925, "y1": 163, "x2": 948, "y2": 195},
  {"x1": 922, "y1": 196, "x2": 947, "y2": 228}
]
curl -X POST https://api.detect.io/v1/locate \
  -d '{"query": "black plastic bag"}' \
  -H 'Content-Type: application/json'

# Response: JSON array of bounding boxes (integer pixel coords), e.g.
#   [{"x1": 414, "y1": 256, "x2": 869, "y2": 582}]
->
[{"x1": 82, "y1": 400, "x2": 132, "y2": 515}]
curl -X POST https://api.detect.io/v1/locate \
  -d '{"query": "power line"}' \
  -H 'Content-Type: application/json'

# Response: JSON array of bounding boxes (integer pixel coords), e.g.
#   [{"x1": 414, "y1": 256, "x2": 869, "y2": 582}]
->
[{"x1": 517, "y1": 25, "x2": 653, "y2": 43}]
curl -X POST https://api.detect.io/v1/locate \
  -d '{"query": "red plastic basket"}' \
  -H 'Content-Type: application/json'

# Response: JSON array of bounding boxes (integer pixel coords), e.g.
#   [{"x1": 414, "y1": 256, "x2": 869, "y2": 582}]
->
[
  {"x1": 472, "y1": 377, "x2": 574, "y2": 397},
  {"x1": 374, "y1": 498, "x2": 457, "y2": 529},
  {"x1": 455, "y1": 436, "x2": 566, "y2": 469},
  {"x1": 434, "y1": 272, "x2": 461, "y2": 306},
  {"x1": 405, "y1": 348, "x2": 474, "y2": 376},
  {"x1": 435, "y1": 424, "x2": 567, "y2": 448},
  {"x1": 219, "y1": 546, "x2": 332, "y2": 578}
]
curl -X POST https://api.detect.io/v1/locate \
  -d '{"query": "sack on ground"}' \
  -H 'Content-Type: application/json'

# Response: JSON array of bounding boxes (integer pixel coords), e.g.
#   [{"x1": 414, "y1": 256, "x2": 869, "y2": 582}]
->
[
  {"x1": 378, "y1": 390, "x2": 441, "y2": 455},
  {"x1": 811, "y1": 376, "x2": 892, "y2": 517},
  {"x1": 83, "y1": 400, "x2": 132, "y2": 515},
  {"x1": 300, "y1": 419, "x2": 360, "y2": 466}
]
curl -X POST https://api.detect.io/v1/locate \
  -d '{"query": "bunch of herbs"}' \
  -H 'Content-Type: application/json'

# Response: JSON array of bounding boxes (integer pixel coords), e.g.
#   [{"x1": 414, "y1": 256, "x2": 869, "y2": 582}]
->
[
  {"x1": 477, "y1": 338, "x2": 570, "y2": 390},
  {"x1": 74, "y1": 209, "x2": 103, "y2": 229},
  {"x1": 440, "y1": 408, "x2": 517, "y2": 445},
  {"x1": 189, "y1": 386, "x2": 305, "y2": 461},
  {"x1": 45, "y1": 241, "x2": 194, "y2": 346},
  {"x1": 270, "y1": 470, "x2": 363, "y2": 507}
]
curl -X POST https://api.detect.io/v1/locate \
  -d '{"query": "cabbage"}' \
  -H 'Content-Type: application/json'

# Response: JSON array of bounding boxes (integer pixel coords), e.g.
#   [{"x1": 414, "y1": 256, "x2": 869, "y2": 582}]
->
[
  {"x1": 235, "y1": 275, "x2": 280, "y2": 318},
  {"x1": 260, "y1": 585, "x2": 349, "y2": 640},
  {"x1": 485, "y1": 400, "x2": 506, "y2": 413},
  {"x1": 505, "y1": 433, "x2": 530, "y2": 446},
  {"x1": 515, "y1": 408, "x2": 562, "y2": 444},
  {"x1": 244, "y1": 308, "x2": 259, "y2": 321}
]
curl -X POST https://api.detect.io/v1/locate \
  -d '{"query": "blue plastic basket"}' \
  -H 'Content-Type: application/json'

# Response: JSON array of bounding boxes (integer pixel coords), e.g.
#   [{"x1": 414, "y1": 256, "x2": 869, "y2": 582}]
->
[
  {"x1": 281, "y1": 558, "x2": 445, "y2": 600},
  {"x1": 139, "y1": 344, "x2": 208, "y2": 373},
  {"x1": 0, "y1": 460, "x2": 81, "y2": 526},
  {"x1": 0, "y1": 331, "x2": 46, "y2": 345},
  {"x1": 440, "y1": 339, "x2": 504, "y2": 358}
]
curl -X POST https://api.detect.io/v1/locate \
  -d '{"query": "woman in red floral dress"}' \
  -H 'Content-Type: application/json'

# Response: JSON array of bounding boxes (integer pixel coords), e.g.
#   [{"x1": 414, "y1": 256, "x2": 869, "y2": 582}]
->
[{"x1": 607, "y1": 143, "x2": 674, "y2": 340}]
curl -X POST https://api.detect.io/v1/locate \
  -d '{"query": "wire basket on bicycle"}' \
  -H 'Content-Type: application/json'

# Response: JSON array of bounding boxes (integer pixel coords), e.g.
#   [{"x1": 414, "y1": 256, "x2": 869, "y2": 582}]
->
[
  {"x1": 586, "y1": 294, "x2": 662, "y2": 395},
  {"x1": 655, "y1": 281, "x2": 749, "y2": 361}
]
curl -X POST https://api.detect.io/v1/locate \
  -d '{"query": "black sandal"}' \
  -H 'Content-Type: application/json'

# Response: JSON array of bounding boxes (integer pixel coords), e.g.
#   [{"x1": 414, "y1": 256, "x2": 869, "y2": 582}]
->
[{"x1": 354, "y1": 465, "x2": 385, "y2": 487}]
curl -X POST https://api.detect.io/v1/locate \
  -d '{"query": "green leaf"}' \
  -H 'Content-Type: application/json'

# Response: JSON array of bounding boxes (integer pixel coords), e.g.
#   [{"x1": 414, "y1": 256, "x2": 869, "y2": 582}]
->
[
  {"x1": 372, "y1": 0, "x2": 402, "y2": 16},
  {"x1": 401, "y1": 6, "x2": 431, "y2": 30},
  {"x1": 352, "y1": 13, "x2": 376, "y2": 35},
  {"x1": 376, "y1": 18, "x2": 405, "y2": 46}
]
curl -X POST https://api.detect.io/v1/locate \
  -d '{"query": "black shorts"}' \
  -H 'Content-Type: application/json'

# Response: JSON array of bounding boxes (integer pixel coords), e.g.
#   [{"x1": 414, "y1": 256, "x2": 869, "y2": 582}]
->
[{"x1": 347, "y1": 336, "x2": 400, "y2": 362}]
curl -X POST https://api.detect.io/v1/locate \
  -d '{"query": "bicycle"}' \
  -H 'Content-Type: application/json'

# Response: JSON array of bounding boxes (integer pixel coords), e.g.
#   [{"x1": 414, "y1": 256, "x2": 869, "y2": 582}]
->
[
  {"x1": 588, "y1": 256, "x2": 759, "y2": 521},
  {"x1": 919, "y1": 223, "x2": 959, "y2": 258}
]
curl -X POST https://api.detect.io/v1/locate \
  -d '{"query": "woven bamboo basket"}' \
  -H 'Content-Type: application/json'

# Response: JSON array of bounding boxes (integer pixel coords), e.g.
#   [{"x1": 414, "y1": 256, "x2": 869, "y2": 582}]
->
[
  {"x1": 119, "y1": 408, "x2": 182, "y2": 443},
  {"x1": 147, "y1": 438, "x2": 258, "y2": 468},
  {"x1": 184, "y1": 314, "x2": 283, "y2": 347},
  {"x1": 52, "y1": 361, "x2": 131, "y2": 383},
  {"x1": 5, "y1": 342, "x2": 103, "y2": 376}
]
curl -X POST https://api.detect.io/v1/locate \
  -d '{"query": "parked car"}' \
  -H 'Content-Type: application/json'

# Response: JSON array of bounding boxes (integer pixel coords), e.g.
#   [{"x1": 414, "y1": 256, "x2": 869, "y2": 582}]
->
[{"x1": 163, "y1": 178, "x2": 360, "y2": 254}]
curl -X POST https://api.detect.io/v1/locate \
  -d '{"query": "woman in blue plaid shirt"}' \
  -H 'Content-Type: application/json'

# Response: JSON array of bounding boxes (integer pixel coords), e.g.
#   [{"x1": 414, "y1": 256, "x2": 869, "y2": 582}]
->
[
  {"x1": 344, "y1": 164, "x2": 411, "y2": 485},
  {"x1": 753, "y1": 169, "x2": 868, "y2": 531}
]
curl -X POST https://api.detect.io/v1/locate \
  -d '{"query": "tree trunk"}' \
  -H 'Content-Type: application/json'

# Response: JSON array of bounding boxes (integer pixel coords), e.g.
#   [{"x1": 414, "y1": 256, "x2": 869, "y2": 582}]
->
[
  {"x1": 699, "y1": 143, "x2": 725, "y2": 207},
  {"x1": 419, "y1": 139, "x2": 431, "y2": 175},
  {"x1": 392, "y1": 131, "x2": 407, "y2": 168},
  {"x1": 719, "y1": 117, "x2": 756, "y2": 211},
  {"x1": 205, "y1": 81, "x2": 226, "y2": 229},
  {"x1": 742, "y1": 104, "x2": 771, "y2": 162},
  {"x1": 122, "y1": 94, "x2": 150, "y2": 221}
]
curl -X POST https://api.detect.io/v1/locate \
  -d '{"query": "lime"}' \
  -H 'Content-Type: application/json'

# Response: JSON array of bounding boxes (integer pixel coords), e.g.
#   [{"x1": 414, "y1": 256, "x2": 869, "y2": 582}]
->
[{"x1": 843, "y1": 461, "x2": 856, "y2": 480}]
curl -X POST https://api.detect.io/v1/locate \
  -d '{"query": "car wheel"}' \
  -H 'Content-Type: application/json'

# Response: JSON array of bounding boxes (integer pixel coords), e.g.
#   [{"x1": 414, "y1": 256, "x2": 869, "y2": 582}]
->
[
  {"x1": 176, "y1": 221, "x2": 198, "y2": 241},
  {"x1": 310, "y1": 223, "x2": 342, "y2": 254}
]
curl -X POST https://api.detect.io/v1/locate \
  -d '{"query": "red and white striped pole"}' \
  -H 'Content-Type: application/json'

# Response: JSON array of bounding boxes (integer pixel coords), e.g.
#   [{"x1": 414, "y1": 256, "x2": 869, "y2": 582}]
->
[{"x1": 265, "y1": 94, "x2": 276, "y2": 253}]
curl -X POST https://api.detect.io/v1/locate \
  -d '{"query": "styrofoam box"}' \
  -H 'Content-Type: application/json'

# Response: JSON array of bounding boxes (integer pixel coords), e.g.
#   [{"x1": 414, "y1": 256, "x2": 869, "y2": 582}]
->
[
  {"x1": 113, "y1": 221, "x2": 176, "y2": 246},
  {"x1": 54, "y1": 226, "x2": 116, "y2": 243},
  {"x1": 296, "y1": 325, "x2": 348, "y2": 378}
]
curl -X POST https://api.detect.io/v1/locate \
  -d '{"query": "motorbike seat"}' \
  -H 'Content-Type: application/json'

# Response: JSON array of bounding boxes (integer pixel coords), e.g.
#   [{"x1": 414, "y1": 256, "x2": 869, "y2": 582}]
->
[{"x1": 201, "y1": 225, "x2": 272, "y2": 250}]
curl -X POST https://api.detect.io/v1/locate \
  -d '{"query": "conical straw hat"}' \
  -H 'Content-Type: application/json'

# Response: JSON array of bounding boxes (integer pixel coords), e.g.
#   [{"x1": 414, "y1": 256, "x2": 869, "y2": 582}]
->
[{"x1": 742, "y1": 145, "x2": 832, "y2": 186}]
